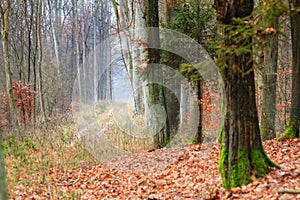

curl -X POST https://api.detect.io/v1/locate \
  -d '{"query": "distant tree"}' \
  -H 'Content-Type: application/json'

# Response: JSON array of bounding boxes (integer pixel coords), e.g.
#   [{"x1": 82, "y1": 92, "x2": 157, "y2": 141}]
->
[
  {"x1": 281, "y1": 0, "x2": 300, "y2": 140},
  {"x1": 0, "y1": 0, "x2": 21, "y2": 134},
  {"x1": 72, "y1": 0, "x2": 82, "y2": 102},
  {"x1": 164, "y1": 0, "x2": 216, "y2": 143},
  {"x1": 37, "y1": 0, "x2": 47, "y2": 121},
  {"x1": 214, "y1": 0, "x2": 279, "y2": 188}
]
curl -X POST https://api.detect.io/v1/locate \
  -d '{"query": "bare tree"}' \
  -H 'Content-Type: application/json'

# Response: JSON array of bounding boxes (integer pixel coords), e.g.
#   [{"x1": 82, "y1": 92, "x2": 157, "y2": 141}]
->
[
  {"x1": 1, "y1": 0, "x2": 21, "y2": 133},
  {"x1": 37, "y1": 0, "x2": 47, "y2": 120}
]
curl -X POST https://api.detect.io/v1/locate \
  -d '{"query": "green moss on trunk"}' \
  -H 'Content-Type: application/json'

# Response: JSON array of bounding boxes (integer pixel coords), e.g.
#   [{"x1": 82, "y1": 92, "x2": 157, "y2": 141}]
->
[
  {"x1": 219, "y1": 148, "x2": 279, "y2": 189},
  {"x1": 219, "y1": 147, "x2": 229, "y2": 188},
  {"x1": 230, "y1": 149, "x2": 252, "y2": 188},
  {"x1": 219, "y1": 148, "x2": 252, "y2": 188},
  {"x1": 279, "y1": 120, "x2": 299, "y2": 141}
]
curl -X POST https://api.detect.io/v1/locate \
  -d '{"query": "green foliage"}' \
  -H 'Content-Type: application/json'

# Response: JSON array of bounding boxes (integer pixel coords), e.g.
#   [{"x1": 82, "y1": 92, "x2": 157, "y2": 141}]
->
[
  {"x1": 161, "y1": 0, "x2": 216, "y2": 79},
  {"x1": 2, "y1": 136, "x2": 35, "y2": 162},
  {"x1": 166, "y1": 0, "x2": 216, "y2": 40},
  {"x1": 211, "y1": 0, "x2": 289, "y2": 71},
  {"x1": 180, "y1": 63, "x2": 202, "y2": 83}
]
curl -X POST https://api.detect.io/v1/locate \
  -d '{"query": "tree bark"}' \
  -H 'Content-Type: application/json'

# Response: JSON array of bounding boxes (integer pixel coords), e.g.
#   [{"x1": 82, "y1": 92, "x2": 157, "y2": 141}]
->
[
  {"x1": 81, "y1": 0, "x2": 87, "y2": 101},
  {"x1": 261, "y1": 19, "x2": 278, "y2": 140},
  {"x1": 0, "y1": 131, "x2": 8, "y2": 200},
  {"x1": 93, "y1": 0, "x2": 98, "y2": 102},
  {"x1": 194, "y1": 80, "x2": 203, "y2": 144},
  {"x1": 37, "y1": 0, "x2": 47, "y2": 120},
  {"x1": 284, "y1": 0, "x2": 300, "y2": 138},
  {"x1": 145, "y1": 0, "x2": 170, "y2": 148},
  {"x1": 131, "y1": 0, "x2": 146, "y2": 114},
  {"x1": 214, "y1": 0, "x2": 278, "y2": 189},
  {"x1": 72, "y1": 0, "x2": 82, "y2": 102}
]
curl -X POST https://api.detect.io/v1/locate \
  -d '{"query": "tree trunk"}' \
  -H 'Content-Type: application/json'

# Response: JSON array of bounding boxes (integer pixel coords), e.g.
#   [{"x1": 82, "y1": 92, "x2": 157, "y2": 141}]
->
[
  {"x1": 37, "y1": 0, "x2": 47, "y2": 120},
  {"x1": 47, "y1": 0, "x2": 62, "y2": 74},
  {"x1": 93, "y1": 0, "x2": 98, "y2": 102},
  {"x1": 214, "y1": 0, "x2": 278, "y2": 189},
  {"x1": 131, "y1": 0, "x2": 146, "y2": 114},
  {"x1": 194, "y1": 80, "x2": 203, "y2": 144},
  {"x1": 1, "y1": 0, "x2": 21, "y2": 134},
  {"x1": 81, "y1": 0, "x2": 87, "y2": 101},
  {"x1": 261, "y1": 19, "x2": 278, "y2": 140},
  {"x1": 73, "y1": 0, "x2": 82, "y2": 102},
  {"x1": 145, "y1": 0, "x2": 170, "y2": 148},
  {"x1": 0, "y1": 131, "x2": 8, "y2": 200},
  {"x1": 283, "y1": 0, "x2": 300, "y2": 139}
]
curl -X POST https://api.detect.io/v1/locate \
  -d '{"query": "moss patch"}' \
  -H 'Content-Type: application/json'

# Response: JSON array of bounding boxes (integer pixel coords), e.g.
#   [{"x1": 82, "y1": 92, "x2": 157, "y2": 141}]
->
[
  {"x1": 219, "y1": 148, "x2": 252, "y2": 189},
  {"x1": 230, "y1": 149, "x2": 252, "y2": 188},
  {"x1": 219, "y1": 148, "x2": 278, "y2": 189},
  {"x1": 252, "y1": 149, "x2": 280, "y2": 177},
  {"x1": 279, "y1": 120, "x2": 298, "y2": 141},
  {"x1": 251, "y1": 149, "x2": 269, "y2": 178},
  {"x1": 219, "y1": 147, "x2": 229, "y2": 188}
]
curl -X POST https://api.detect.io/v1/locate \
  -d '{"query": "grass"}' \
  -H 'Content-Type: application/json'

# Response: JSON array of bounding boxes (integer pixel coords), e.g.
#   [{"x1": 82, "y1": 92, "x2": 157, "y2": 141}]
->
[
  {"x1": 2, "y1": 117, "x2": 96, "y2": 199},
  {"x1": 3, "y1": 104, "x2": 155, "y2": 198}
]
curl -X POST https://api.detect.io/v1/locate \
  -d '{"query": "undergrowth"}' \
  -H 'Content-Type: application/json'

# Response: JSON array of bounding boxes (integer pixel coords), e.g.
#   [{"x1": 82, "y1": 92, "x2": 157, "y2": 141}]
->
[{"x1": 2, "y1": 116, "x2": 96, "y2": 199}]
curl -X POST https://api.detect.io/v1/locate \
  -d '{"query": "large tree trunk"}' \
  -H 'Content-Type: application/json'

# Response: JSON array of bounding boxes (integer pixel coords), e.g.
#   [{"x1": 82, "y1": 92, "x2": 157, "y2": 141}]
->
[
  {"x1": 214, "y1": 0, "x2": 278, "y2": 189},
  {"x1": 145, "y1": 0, "x2": 170, "y2": 148},
  {"x1": 261, "y1": 20, "x2": 278, "y2": 140},
  {"x1": 283, "y1": 0, "x2": 300, "y2": 138},
  {"x1": 1, "y1": 0, "x2": 21, "y2": 134}
]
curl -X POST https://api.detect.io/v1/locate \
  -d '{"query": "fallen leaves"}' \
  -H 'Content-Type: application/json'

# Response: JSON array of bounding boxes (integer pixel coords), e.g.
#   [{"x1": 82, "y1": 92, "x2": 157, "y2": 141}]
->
[{"x1": 6, "y1": 138, "x2": 300, "y2": 199}]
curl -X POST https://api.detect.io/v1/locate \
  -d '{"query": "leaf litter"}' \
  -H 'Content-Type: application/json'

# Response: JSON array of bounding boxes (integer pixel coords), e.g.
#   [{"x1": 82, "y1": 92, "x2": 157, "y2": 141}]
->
[{"x1": 6, "y1": 138, "x2": 300, "y2": 199}]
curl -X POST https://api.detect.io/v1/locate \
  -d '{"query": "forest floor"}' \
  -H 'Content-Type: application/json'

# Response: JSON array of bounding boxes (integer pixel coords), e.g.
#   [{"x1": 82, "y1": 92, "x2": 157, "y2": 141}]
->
[{"x1": 5, "y1": 137, "x2": 300, "y2": 199}]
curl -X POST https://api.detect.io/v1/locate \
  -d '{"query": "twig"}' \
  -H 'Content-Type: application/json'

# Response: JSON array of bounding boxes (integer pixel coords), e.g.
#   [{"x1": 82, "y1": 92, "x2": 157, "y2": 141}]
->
[
  {"x1": 56, "y1": 168, "x2": 82, "y2": 187},
  {"x1": 278, "y1": 190, "x2": 300, "y2": 194}
]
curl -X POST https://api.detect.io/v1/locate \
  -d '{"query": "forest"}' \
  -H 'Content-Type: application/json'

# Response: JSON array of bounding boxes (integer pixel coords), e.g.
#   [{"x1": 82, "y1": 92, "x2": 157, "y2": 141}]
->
[{"x1": 0, "y1": 0, "x2": 299, "y2": 199}]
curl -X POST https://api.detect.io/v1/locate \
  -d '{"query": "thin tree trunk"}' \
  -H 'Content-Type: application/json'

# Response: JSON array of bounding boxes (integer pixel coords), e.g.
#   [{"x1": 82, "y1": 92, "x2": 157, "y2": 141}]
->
[
  {"x1": 47, "y1": 0, "x2": 61, "y2": 74},
  {"x1": 180, "y1": 83, "x2": 189, "y2": 132},
  {"x1": 93, "y1": 0, "x2": 98, "y2": 102},
  {"x1": 37, "y1": 0, "x2": 47, "y2": 120},
  {"x1": 73, "y1": 0, "x2": 82, "y2": 102},
  {"x1": 1, "y1": 0, "x2": 21, "y2": 134},
  {"x1": 82, "y1": 0, "x2": 87, "y2": 101},
  {"x1": 194, "y1": 80, "x2": 203, "y2": 143},
  {"x1": 0, "y1": 131, "x2": 8, "y2": 200},
  {"x1": 194, "y1": 0, "x2": 203, "y2": 144}
]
